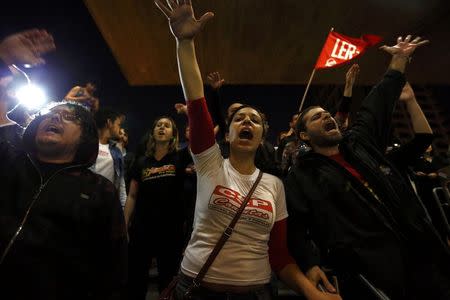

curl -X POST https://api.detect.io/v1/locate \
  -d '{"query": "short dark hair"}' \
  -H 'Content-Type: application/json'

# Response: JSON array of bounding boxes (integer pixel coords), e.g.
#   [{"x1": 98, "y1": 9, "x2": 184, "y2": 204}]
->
[
  {"x1": 295, "y1": 106, "x2": 321, "y2": 134},
  {"x1": 94, "y1": 107, "x2": 123, "y2": 129}
]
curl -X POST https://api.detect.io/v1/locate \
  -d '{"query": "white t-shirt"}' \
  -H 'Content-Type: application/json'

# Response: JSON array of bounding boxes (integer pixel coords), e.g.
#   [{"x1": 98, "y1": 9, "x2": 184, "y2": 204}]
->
[
  {"x1": 93, "y1": 143, "x2": 115, "y2": 183},
  {"x1": 181, "y1": 144, "x2": 288, "y2": 286}
]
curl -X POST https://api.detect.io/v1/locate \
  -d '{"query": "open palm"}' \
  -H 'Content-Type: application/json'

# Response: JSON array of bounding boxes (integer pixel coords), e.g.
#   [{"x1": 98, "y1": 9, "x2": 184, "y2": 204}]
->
[
  {"x1": 155, "y1": 0, "x2": 214, "y2": 40},
  {"x1": 0, "y1": 29, "x2": 55, "y2": 66},
  {"x1": 380, "y1": 35, "x2": 428, "y2": 57}
]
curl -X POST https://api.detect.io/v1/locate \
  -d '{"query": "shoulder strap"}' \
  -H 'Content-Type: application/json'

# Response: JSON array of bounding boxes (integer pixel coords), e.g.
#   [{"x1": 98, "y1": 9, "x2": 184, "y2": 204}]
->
[{"x1": 191, "y1": 170, "x2": 263, "y2": 288}]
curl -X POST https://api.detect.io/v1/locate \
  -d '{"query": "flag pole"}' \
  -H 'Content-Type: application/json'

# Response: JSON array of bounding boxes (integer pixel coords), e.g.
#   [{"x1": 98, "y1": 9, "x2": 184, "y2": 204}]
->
[
  {"x1": 298, "y1": 27, "x2": 334, "y2": 112},
  {"x1": 298, "y1": 69, "x2": 316, "y2": 112}
]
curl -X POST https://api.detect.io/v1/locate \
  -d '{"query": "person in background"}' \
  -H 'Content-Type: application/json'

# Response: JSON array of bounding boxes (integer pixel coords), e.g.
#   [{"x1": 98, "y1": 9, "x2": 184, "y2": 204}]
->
[
  {"x1": 124, "y1": 116, "x2": 189, "y2": 299},
  {"x1": 117, "y1": 127, "x2": 135, "y2": 194},
  {"x1": 92, "y1": 107, "x2": 127, "y2": 208}
]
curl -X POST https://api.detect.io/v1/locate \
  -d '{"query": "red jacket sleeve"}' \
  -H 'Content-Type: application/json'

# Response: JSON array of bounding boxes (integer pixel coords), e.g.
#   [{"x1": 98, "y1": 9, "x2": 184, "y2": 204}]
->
[
  {"x1": 187, "y1": 98, "x2": 215, "y2": 154},
  {"x1": 268, "y1": 218, "x2": 296, "y2": 273}
]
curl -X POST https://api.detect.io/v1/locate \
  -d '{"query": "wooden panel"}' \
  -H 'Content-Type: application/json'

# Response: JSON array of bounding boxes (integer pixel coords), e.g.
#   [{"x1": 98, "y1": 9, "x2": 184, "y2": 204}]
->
[{"x1": 85, "y1": 0, "x2": 450, "y2": 85}]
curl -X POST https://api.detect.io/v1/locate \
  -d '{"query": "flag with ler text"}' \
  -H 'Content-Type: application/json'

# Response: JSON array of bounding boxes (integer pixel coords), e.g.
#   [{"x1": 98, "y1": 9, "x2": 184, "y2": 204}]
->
[{"x1": 315, "y1": 31, "x2": 382, "y2": 69}]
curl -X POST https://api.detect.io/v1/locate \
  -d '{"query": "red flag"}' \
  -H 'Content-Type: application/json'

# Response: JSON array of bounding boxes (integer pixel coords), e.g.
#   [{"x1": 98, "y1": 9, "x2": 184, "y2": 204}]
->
[{"x1": 315, "y1": 31, "x2": 382, "y2": 69}]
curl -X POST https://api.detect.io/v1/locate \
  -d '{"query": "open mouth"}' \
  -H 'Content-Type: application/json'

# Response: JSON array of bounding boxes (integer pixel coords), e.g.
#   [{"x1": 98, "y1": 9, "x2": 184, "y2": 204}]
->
[
  {"x1": 239, "y1": 128, "x2": 254, "y2": 140},
  {"x1": 324, "y1": 121, "x2": 337, "y2": 132},
  {"x1": 45, "y1": 124, "x2": 63, "y2": 134}
]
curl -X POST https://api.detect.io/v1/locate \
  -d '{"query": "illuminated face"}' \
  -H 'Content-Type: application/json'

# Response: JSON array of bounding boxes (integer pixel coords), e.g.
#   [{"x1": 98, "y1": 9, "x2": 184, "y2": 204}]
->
[
  {"x1": 300, "y1": 107, "x2": 342, "y2": 148},
  {"x1": 35, "y1": 105, "x2": 82, "y2": 161},
  {"x1": 228, "y1": 107, "x2": 264, "y2": 154},
  {"x1": 153, "y1": 118, "x2": 174, "y2": 143}
]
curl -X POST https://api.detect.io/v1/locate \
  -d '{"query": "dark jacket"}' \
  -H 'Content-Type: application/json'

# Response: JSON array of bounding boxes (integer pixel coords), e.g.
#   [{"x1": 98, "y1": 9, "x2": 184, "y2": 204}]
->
[
  {"x1": 285, "y1": 70, "x2": 450, "y2": 297},
  {"x1": 0, "y1": 105, "x2": 127, "y2": 300}
]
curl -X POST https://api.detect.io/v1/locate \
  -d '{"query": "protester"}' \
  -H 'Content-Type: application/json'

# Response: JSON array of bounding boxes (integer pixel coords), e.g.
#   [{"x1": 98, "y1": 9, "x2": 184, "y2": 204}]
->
[
  {"x1": 286, "y1": 35, "x2": 450, "y2": 299},
  {"x1": 124, "y1": 116, "x2": 189, "y2": 298},
  {"x1": 280, "y1": 64, "x2": 359, "y2": 174},
  {"x1": 0, "y1": 100, "x2": 127, "y2": 300},
  {"x1": 117, "y1": 127, "x2": 135, "y2": 194},
  {"x1": 92, "y1": 107, "x2": 127, "y2": 208},
  {"x1": 155, "y1": 1, "x2": 342, "y2": 299}
]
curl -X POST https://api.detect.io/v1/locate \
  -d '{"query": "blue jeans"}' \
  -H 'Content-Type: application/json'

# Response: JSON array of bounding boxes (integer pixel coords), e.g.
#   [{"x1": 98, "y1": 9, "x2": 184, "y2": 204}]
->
[{"x1": 174, "y1": 272, "x2": 273, "y2": 300}]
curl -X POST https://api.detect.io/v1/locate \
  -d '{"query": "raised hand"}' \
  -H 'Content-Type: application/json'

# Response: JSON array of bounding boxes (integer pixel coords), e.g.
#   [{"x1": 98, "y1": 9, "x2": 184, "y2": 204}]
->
[
  {"x1": 174, "y1": 102, "x2": 187, "y2": 115},
  {"x1": 345, "y1": 64, "x2": 359, "y2": 87},
  {"x1": 207, "y1": 71, "x2": 225, "y2": 90},
  {"x1": 399, "y1": 82, "x2": 415, "y2": 102},
  {"x1": 155, "y1": 0, "x2": 214, "y2": 40},
  {"x1": 380, "y1": 35, "x2": 428, "y2": 58},
  {"x1": 0, "y1": 29, "x2": 55, "y2": 66}
]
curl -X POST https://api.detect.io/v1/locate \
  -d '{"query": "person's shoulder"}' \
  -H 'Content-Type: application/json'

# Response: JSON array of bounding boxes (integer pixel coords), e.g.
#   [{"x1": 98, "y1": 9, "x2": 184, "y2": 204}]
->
[{"x1": 262, "y1": 171, "x2": 283, "y2": 187}]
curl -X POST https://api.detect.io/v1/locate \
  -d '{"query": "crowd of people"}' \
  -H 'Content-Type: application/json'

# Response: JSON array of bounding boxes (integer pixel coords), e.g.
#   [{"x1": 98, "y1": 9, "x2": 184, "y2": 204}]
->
[{"x1": 0, "y1": 2, "x2": 449, "y2": 300}]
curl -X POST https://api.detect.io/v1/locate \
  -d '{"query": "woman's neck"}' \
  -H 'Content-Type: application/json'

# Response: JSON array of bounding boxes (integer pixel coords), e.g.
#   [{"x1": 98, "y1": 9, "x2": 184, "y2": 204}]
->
[
  {"x1": 154, "y1": 142, "x2": 169, "y2": 160},
  {"x1": 229, "y1": 150, "x2": 257, "y2": 175}
]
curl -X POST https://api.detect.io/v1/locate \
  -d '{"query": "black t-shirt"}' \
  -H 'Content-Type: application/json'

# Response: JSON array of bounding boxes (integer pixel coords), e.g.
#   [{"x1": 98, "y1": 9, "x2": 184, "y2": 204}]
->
[{"x1": 129, "y1": 150, "x2": 190, "y2": 231}]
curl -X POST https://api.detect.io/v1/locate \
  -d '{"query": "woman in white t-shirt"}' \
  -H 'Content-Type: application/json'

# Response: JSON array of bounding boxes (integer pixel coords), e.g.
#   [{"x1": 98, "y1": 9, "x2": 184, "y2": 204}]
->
[{"x1": 155, "y1": 1, "x2": 341, "y2": 300}]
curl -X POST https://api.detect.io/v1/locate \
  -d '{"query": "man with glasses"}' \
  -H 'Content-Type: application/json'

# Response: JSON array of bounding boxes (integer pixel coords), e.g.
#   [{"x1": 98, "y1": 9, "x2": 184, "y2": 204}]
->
[{"x1": 0, "y1": 31, "x2": 127, "y2": 300}]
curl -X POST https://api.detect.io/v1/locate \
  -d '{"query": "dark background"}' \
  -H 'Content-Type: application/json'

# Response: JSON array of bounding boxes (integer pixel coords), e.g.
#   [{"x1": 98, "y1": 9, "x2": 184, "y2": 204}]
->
[{"x1": 1, "y1": 1, "x2": 449, "y2": 150}]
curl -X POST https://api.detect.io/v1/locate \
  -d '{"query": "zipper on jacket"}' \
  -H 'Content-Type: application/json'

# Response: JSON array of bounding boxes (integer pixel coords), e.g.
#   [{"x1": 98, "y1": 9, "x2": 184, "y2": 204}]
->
[{"x1": 0, "y1": 155, "x2": 86, "y2": 265}]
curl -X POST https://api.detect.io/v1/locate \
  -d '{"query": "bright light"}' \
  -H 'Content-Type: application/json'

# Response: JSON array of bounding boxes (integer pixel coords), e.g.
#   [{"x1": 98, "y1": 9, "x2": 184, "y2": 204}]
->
[{"x1": 16, "y1": 84, "x2": 47, "y2": 110}]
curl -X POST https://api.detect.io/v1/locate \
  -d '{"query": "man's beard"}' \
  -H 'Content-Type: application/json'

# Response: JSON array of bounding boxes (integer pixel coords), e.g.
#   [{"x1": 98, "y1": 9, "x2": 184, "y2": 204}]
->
[{"x1": 310, "y1": 132, "x2": 343, "y2": 148}]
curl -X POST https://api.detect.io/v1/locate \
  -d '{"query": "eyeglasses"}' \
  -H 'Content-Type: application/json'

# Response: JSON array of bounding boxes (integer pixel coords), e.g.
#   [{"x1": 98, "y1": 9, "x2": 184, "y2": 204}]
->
[{"x1": 44, "y1": 110, "x2": 81, "y2": 123}]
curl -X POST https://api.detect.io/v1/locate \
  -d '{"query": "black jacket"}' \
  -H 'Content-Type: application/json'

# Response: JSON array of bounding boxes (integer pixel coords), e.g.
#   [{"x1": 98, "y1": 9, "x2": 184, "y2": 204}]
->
[
  {"x1": 285, "y1": 70, "x2": 450, "y2": 296},
  {"x1": 0, "y1": 107, "x2": 127, "y2": 300}
]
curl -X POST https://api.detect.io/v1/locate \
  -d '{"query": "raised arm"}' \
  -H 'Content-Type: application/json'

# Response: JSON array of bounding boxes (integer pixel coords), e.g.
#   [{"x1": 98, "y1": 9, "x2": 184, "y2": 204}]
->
[
  {"x1": 399, "y1": 82, "x2": 432, "y2": 134},
  {"x1": 155, "y1": 0, "x2": 214, "y2": 154},
  {"x1": 351, "y1": 35, "x2": 428, "y2": 151},
  {"x1": 206, "y1": 71, "x2": 227, "y2": 139},
  {"x1": 155, "y1": 0, "x2": 213, "y2": 100},
  {"x1": 386, "y1": 82, "x2": 433, "y2": 169},
  {"x1": 0, "y1": 29, "x2": 55, "y2": 67},
  {"x1": 334, "y1": 64, "x2": 359, "y2": 130},
  {"x1": 65, "y1": 86, "x2": 89, "y2": 101}
]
